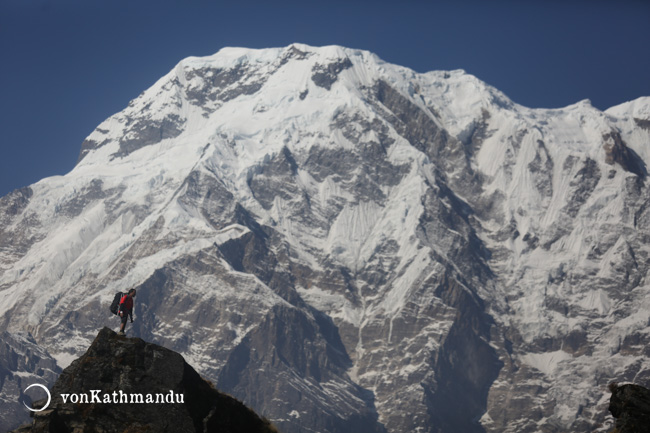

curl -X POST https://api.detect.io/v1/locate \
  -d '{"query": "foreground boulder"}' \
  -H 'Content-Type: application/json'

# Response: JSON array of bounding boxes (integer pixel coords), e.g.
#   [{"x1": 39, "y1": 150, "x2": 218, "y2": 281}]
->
[
  {"x1": 608, "y1": 383, "x2": 650, "y2": 433},
  {"x1": 12, "y1": 327, "x2": 278, "y2": 433}
]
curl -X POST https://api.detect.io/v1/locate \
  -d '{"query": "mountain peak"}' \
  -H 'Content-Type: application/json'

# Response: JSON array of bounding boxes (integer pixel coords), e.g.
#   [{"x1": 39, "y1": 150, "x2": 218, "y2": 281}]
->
[{"x1": 2, "y1": 44, "x2": 649, "y2": 433}]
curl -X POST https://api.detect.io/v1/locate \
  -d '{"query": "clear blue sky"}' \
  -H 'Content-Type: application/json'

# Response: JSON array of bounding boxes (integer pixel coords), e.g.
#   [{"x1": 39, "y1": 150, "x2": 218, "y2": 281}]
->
[{"x1": 1, "y1": 0, "x2": 649, "y2": 198}]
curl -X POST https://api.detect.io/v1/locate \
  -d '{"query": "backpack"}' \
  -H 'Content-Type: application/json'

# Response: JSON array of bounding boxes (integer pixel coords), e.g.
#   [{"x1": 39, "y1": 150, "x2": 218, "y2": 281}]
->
[{"x1": 110, "y1": 292, "x2": 124, "y2": 315}]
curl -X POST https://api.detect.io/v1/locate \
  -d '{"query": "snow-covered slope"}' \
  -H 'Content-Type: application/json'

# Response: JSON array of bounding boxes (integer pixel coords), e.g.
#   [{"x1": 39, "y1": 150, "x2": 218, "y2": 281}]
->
[{"x1": 1, "y1": 44, "x2": 649, "y2": 433}]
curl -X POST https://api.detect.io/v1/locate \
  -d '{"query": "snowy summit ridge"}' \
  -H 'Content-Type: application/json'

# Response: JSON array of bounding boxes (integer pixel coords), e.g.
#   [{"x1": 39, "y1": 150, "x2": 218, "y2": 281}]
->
[{"x1": 1, "y1": 44, "x2": 649, "y2": 433}]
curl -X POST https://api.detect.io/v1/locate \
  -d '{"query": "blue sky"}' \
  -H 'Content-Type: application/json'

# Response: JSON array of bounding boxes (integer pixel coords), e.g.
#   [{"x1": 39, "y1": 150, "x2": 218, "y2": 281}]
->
[{"x1": 1, "y1": 0, "x2": 649, "y2": 198}]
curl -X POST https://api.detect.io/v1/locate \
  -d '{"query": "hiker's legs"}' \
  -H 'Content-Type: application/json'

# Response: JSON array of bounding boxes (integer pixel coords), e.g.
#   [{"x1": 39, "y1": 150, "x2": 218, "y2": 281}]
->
[{"x1": 119, "y1": 314, "x2": 128, "y2": 334}]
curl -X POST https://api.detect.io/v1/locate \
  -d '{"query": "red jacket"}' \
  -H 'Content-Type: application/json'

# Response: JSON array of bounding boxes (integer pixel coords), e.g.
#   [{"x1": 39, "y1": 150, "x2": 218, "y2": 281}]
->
[{"x1": 119, "y1": 294, "x2": 134, "y2": 314}]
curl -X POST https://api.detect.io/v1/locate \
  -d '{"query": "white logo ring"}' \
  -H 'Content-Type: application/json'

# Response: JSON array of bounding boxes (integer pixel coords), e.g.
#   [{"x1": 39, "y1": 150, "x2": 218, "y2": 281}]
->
[{"x1": 23, "y1": 383, "x2": 51, "y2": 412}]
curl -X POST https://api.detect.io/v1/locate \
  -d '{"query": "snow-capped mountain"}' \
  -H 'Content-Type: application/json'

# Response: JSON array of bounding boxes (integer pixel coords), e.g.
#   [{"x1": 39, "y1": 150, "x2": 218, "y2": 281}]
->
[{"x1": 1, "y1": 43, "x2": 649, "y2": 433}]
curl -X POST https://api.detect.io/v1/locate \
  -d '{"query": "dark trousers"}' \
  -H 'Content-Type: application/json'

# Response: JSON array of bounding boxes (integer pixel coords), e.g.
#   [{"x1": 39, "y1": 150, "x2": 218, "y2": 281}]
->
[{"x1": 119, "y1": 312, "x2": 131, "y2": 332}]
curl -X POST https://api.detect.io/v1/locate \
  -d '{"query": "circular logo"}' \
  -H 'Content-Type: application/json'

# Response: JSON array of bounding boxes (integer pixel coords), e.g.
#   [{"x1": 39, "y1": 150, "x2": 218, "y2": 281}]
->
[{"x1": 23, "y1": 383, "x2": 51, "y2": 412}]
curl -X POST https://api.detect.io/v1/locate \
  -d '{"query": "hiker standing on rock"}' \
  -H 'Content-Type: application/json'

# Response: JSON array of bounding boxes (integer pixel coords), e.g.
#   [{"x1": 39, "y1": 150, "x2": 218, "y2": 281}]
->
[{"x1": 118, "y1": 289, "x2": 136, "y2": 336}]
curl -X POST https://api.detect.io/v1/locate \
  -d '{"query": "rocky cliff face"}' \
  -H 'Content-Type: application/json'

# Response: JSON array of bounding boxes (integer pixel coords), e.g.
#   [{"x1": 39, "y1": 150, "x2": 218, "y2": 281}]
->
[
  {"x1": 11, "y1": 327, "x2": 278, "y2": 433},
  {"x1": 0, "y1": 331, "x2": 60, "y2": 432},
  {"x1": 0, "y1": 44, "x2": 649, "y2": 433}
]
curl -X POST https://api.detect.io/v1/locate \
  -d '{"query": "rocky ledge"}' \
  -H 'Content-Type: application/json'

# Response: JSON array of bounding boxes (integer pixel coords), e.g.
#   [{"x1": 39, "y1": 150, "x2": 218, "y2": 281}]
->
[
  {"x1": 608, "y1": 382, "x2": 650, "y2": 433},
  {"x1": 12, "y1": 327, "x2": 279, "y2": 433}
]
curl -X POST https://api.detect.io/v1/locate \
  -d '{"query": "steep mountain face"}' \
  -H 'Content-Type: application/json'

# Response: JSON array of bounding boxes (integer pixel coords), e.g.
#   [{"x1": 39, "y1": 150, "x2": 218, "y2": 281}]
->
[
  {"x1": 0, "y1": 331, "x2": 60, "y2": 432},
  {"x1": 1, "y1": 44, "x2": 649, "y2": 433}
]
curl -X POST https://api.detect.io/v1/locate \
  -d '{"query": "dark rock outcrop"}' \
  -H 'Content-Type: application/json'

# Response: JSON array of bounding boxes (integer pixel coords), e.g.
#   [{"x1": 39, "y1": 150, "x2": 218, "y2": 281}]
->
[
  {"x1": 603, "y1": 132, "x2": 648, "y2": 178},
  {"x1": 311, "y1": 58, "x2": 353, "y2": 90},
  {"x1": 608, "y1": 382, "x2": 650, "y2": 433},
  {"x1": 11, "y1": 327, "x2": 278, "y2": 433}
]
